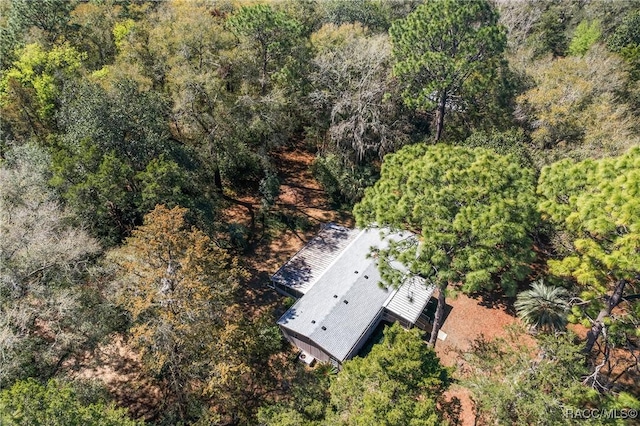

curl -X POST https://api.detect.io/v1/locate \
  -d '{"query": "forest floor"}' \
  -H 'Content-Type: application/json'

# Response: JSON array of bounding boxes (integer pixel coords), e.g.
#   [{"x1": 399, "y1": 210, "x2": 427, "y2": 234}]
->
[
  {"x1": 67, "y1": 146, "x2": 549, "y2": 424},
  {"x1": 68, "y1": 336, "x2": 163, "y2": 421},
  {"x1": 434, "y1": 293, "x2": 534, "y2": 426},
  {"x1": 232, "y1": 147, "x2": 530, "y2": 426},
  {"x1": 224, "y1": 148, "x2": 354, "y2": 316}
]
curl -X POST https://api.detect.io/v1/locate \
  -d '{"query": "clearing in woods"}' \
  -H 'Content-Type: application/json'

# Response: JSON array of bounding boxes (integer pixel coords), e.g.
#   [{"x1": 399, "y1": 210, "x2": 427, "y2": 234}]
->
[{"x1": 69, "y1": 146, "x2": 536, "y2": 424}]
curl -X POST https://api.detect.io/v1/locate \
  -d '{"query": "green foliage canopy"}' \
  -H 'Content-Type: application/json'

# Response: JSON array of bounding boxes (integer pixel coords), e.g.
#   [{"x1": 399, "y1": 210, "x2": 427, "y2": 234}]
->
[
  {"x1": 568, "y1": 20, "x2": 601, "y2": 56},
  {"x1": 538, "y1": 147, "x2": 640, "y2": 349},
  {"x1": 227, "y1": 4, "x2": 303, "y2": 95},
  {"x1": 325, "y1": 323, "x2": 451, "y2": 426},
  {"x1": 389, "y1": 0, "x2": 506, "y2": 140},
  {"x1": 464, "y1": 330, "x2": 638, "y2": 425},
  {"x1": 538, "y1": 147, "x2": 640, "y2": 292},
  {"x1": 0, "y1": 378, "x2": 143, "y2": 426},
  {"x1": 51, "y1": 79, "x2": 205, "y2": 245},
  {"x1": 354, "y1": 143, "x2": 538, "y2": 295}
]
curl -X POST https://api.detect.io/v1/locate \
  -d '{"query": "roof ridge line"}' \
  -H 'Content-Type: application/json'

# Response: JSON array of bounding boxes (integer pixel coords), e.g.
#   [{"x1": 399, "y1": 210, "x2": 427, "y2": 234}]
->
[{"x1": 276, "y1": 226, "x2": 366, "y2": 325}]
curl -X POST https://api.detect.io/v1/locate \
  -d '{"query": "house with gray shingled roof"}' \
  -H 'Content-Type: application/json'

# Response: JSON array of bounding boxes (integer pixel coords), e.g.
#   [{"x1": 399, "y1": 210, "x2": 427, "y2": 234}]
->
[{"x1": 272, "y1": 223, "x2": 436, "y2": 367}]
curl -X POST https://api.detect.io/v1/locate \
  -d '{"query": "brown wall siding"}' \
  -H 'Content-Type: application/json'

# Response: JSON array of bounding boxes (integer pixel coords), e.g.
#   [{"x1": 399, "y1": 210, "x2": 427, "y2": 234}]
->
[
  {"x1": 281, "y1": 327, "x2": 331, "y2": 362},
  {"x1": 383, "y1": 308, "x2": 433, "y2": 332}
]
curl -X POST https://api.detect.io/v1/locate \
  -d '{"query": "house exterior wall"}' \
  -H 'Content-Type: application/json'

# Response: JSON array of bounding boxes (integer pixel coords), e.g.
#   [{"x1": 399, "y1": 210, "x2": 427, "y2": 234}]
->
[
  {"x1": 282, "y1": 308, "x2": 432, "y2": 367},
  {"x1": 280, "y1": 326, "x2": 332, "y2": 362},
  {"x1": 382, "y1": 309, "x2": 412, "y2": 328},
  {"x1": 383, "y1": 308, "x2": 434, "y2": 332},
  {"x1": 272, "y1": 281, "x2": 303, "y2": 299}
]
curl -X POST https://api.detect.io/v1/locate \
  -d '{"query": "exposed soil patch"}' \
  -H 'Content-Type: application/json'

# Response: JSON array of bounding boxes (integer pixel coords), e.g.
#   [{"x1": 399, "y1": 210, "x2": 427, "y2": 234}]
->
[
  {"x1": 235, "y1": 147, "x2": 354, "y2": 315},
  {"x1": 435, "y1": 293, "x2": 535, "y2": 426},
  {"x1": 568, "y1": 323, "x2": 640, "y2": 391},
  {"x1": 68, "y1": 335, "x2": 163, "y2": 422},
  {"x1": 435, "y1": 293, "x2": 528, "y2": 366}
]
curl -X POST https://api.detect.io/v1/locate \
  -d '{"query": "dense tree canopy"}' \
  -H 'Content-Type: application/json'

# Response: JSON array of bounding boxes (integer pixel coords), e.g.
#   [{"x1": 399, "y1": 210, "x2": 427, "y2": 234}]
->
[
  {"x1": 227, "y1": 3, "x2": 303, "y2": 96},
  {"x1": 390, "y1": 0, "x2": 506, "y2": 140},
  {"x1": 464, "y1": 330, "x2": 638, "y2": 425},
  {"x1": 259, "y1": 323, "x2": 454, "y2": 426},
  {"x1": 0, "y1": 144, "x2": 117, "y2": 389},
  {"x1": 51, "y1": 79, "x2": 206, "y2": 245},
  {"x1": 109, "y1": 205, "x2": 246, "y2": 421},
  {"x1": 0, "y1": 378, "x2": 143, "y2": 426},
  {"x1": 0, "y1": 42, "x2": 84, "y2": 140},
  {"x1": 325, "y1": 323, "x2": 451, "y2": 426},
  {"x1": 354, "y1": 143, "x2": 538, "y2": 344},
  {"x1": 538, "y1": 147, "x2": 640, "y2": 354},
  {"x1": 1, "y1": 0, "x2": 640, "y2": 424},
  {"x1": 515, "y1": 45, "x2": 636, "y2": 165}
]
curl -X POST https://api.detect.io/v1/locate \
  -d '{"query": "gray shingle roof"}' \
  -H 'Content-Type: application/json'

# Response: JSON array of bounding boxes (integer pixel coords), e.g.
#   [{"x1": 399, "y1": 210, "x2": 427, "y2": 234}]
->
[
  {"x1": 277, "y1": 226, "x2": 433, "y2": 362},
  {"x1": 271, "y1": 223, "x2": 359, "y2": 295}
]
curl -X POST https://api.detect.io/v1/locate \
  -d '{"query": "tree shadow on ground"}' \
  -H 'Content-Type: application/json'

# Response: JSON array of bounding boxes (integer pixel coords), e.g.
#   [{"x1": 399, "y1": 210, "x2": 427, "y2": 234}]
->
[{"x1": 470, "y1": 291, "x2": 517, "y2": 317}]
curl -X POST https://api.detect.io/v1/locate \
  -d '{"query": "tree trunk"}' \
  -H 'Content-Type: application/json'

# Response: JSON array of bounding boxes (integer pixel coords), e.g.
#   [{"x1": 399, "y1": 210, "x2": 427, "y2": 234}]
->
[
  {"x1": 435, "y1": 90, "x2": 447, "y2": 142},
  {"x1": 261, "y1": 42, "x2": 268, "y2": 96},
  {"x1": 211, "y1": 165, "x2": 256, "y2": 242},
  {"x1": 218, "y1": 191, "x2": 256, "y2": 243},
  {"x1": 584, "y1": 279, "x2": 627, "y2": 354},
  {"x1": 214, "y1": 167, "x2": 223, "y2": 191},
  {"x1": 428, "y1": 284, "x2": 447, "y2": 347}
]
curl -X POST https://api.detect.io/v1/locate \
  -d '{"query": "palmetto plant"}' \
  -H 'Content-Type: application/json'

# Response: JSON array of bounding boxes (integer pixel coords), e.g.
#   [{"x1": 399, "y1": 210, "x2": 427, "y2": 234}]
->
[{"x1": 515, "y1": 280, "x2": 570, "y2": 333}]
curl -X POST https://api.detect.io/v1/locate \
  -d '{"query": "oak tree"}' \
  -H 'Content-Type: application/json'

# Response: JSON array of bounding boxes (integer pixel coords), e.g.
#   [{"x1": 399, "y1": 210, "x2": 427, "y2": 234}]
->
[
  {"x1": 515, "y1": 45, "x2": 636, "y2": 165},
  {"x1": 0, "y1": 144, "x2": 114, "y2": 388},
  {"x1": 309, "y1": 26, "x2": 412, "y2": 164},
  {"x1": 109, "y1": 205, "x2": 247, "y2": 421}
]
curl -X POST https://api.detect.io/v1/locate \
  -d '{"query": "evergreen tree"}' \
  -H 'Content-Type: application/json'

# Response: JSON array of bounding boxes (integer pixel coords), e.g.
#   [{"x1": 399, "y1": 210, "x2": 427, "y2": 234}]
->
[
  {"x1": 325, "y1": 323, "x2": 451, "y2": 425},
  {"x1": 464, "y1": 330, "x2": 639, "y2": 425},
  {"x1": 389, "y1": 0, "x2": 506, "y2": 140},
  {"x1": 354, "y1": 144, "x2": 538, "y2": 346},
  {"x1": 538, "y1": 147, "x2": 640, "y2": 355},
  {"x1": 0, "y1": 378, "x2": 143, "y2": 426},
  {"x1": 515, "y1": 280, "x2": 570, "y2": 333}
]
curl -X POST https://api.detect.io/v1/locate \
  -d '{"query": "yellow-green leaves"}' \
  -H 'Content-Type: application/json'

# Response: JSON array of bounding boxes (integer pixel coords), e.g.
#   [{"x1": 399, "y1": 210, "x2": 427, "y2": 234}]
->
[
  {"x1": 539, "y1": 147, "x2": 640, "y2": 287},
  {"x1": 112, "y1": 19, "x2": 135, "y2": 50},
  {"x1": 515, "y1": 45, "x2": 635, "y2": 162},
  {"x1": 538, "y1": 147, "x2": 640, "y2": 345},
  {"x1": 568, "y1": 20, "x2": 601, "y2": 56},
  {"x1": 0, "y1": 43, "x2": 85, "y2": 119}
]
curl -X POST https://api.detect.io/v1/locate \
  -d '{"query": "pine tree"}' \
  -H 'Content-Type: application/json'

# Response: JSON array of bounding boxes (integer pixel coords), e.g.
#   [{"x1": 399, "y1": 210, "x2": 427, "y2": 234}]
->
[{"x1": 354, "y1": 143, "x2": 538, "y2": 346}]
